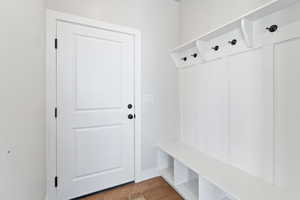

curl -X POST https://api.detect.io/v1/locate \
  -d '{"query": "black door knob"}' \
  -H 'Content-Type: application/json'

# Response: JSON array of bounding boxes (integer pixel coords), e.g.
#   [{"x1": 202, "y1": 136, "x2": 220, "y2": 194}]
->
[
  {"x1": 128, "y1": 114, "x2": 134, "y2": 119},
  {"x1": 128, "y1": 104, "x2": 133, "y2": 109}
]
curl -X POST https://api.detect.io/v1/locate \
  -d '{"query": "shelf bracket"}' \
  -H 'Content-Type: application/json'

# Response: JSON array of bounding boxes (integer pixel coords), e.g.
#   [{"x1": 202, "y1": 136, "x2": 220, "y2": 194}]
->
[
  {"x1": 196, "y1": 40, "x2": 209, "y2": 62},
  {"x1": 170, "y1": 52, "x2": 181, "y2": 68},
  {"x1": 241, "y1": 19, "x2": 253, "y2": 48}
]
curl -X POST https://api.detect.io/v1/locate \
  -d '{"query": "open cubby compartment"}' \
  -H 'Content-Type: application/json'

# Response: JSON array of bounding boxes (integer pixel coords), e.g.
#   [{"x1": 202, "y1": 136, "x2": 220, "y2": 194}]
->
[
  {"x1": 198, "y1": 177, "x2": 237, "y2": 200},
  {"x1": 173, "y1": 159, "x2": 236, "y2": 200},
  {"x1": 158, "y1": 150, "x2": 174, "y2": 185},
  {"x1": 174, "y1": 160, "x2": 199, "y2": 200}
]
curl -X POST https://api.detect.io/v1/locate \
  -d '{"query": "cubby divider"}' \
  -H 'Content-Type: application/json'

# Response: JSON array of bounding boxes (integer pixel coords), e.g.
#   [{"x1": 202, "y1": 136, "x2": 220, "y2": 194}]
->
[{"x1": 158, "y1": 150, "x2": 174, "y2": 185}]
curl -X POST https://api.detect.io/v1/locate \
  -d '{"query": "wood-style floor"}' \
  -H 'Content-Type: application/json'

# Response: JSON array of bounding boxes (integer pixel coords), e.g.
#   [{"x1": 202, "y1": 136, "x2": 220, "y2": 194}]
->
[{"x1": 78, "y1": 177, "x2": 183, "y2": 200}]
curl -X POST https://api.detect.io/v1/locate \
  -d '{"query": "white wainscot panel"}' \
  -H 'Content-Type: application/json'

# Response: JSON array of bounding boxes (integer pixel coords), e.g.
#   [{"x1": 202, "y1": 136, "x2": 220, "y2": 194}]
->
[
  {"x1": 228, "y1": 48, "x2": 274, "y2": 183},
  {"x1": 179, "y1": 59, "x2": 229, "y2": 162},
  {"x1": 274, "y1": 37, "x2": 300, "y2": 190}
]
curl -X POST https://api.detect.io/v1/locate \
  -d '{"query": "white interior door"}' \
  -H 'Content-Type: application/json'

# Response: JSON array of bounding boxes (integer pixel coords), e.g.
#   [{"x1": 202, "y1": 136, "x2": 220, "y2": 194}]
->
[{"x1": 57, "y1": 21, "x2": 135, "y2": 199}]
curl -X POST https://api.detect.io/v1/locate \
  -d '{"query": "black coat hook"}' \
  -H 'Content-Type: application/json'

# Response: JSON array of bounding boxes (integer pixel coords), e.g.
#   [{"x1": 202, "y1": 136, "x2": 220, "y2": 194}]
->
[
  {"x1": 266, "y1": 25, "x2": 278, "y2": 33},
  {"x1": 181, "y1": 57, "x2": 187, "y2": 61},
  {"x1": 191, "y1": 53, "x2": 198, "y2": 58},
  {"x1": 212, "y1": 45, "x2": 219, "y2": 51},
  {"x1": 228, "y1": 39, "x2": 237, "y2": 45}
]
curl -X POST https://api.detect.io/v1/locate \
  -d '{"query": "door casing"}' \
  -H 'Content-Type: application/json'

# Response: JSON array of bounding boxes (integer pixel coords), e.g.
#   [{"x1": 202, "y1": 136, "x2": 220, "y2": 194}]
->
[{"x1": 46, "y1": 10, "x2": 142, "y2": 200}]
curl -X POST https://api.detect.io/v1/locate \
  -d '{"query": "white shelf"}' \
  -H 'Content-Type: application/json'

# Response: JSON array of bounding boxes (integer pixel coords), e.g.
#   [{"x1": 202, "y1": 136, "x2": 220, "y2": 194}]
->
[
  {"x1": 172, "y1": 0, "x2": 298, "y2": 51},
  {"x1": 170, "y1": 0, "x2": 299, "y2": 68},
  {"x1": 176, "y1": 179, "x2": 199, "y2": 200},
  {"x1": 158, "y1": 140, "x2": 298, "y2": 200}
]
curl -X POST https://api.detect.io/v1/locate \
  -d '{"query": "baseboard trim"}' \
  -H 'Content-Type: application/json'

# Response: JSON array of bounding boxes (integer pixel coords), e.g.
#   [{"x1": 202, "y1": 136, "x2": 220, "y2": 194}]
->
[
  {"x1": 135, "y1": 168, "x2": 159, "y2": 183},
  {"x1": 45, "y1": 169, "x2": 159, "y2": 200}
]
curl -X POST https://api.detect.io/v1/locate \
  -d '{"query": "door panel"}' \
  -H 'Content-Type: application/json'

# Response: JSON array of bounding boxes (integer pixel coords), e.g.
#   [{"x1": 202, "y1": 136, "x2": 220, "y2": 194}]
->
[
  {"x1": 75, "y1": 35, "x2": 122, "y2": 110},
  {"x1": 74, "y1": 126, "x2": 122, "y2": 178},
  {"x1": 57, "y1": 21, "x2": 134, "y2": 199}
]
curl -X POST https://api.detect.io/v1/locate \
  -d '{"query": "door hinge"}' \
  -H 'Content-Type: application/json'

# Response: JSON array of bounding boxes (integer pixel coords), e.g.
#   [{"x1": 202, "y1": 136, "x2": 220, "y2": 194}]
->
[
  {"x1": 54, "y1": 107, "x2": 57, "y2": 118},
  {"x1": 54, "y1": 176, "x2": 58, "y2": 188},
  {"x1": 55, "y1": 38, "x2": 58, "y2": 49}
]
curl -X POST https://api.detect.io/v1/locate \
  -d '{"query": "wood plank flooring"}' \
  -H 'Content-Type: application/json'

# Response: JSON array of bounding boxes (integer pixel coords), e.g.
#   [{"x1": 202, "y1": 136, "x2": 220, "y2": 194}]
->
[{"x1": 78, "y1": 177, "x2": 183, "y2": 200}]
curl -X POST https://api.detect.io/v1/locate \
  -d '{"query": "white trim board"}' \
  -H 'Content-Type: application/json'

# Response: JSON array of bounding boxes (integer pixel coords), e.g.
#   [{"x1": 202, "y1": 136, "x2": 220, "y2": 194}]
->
[
  {"x1": 46, "y1": 10, "x2": 142, "y2": 200},
  {"x1": 135, "y1": 168, "x2": 159, "y2": 183}
]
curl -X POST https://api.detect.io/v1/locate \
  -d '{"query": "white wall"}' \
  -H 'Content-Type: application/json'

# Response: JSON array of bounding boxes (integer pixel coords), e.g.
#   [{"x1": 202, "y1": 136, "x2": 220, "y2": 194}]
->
[
  {"x1": 0, "y1": 0, "x2": 45, "y2": 200},
  {"x1": 46, "y1": 0, "x2": 181, "y2": 172},
  {"x1": 179, "y1": 0, "x2": 273, "y2": 42}
]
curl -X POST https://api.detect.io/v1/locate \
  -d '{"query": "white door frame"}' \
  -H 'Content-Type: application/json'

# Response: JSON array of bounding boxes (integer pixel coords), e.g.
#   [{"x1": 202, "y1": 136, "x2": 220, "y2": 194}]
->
[{"x1": 46, "y1": 10, "x2": 142, "y2": 200}]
